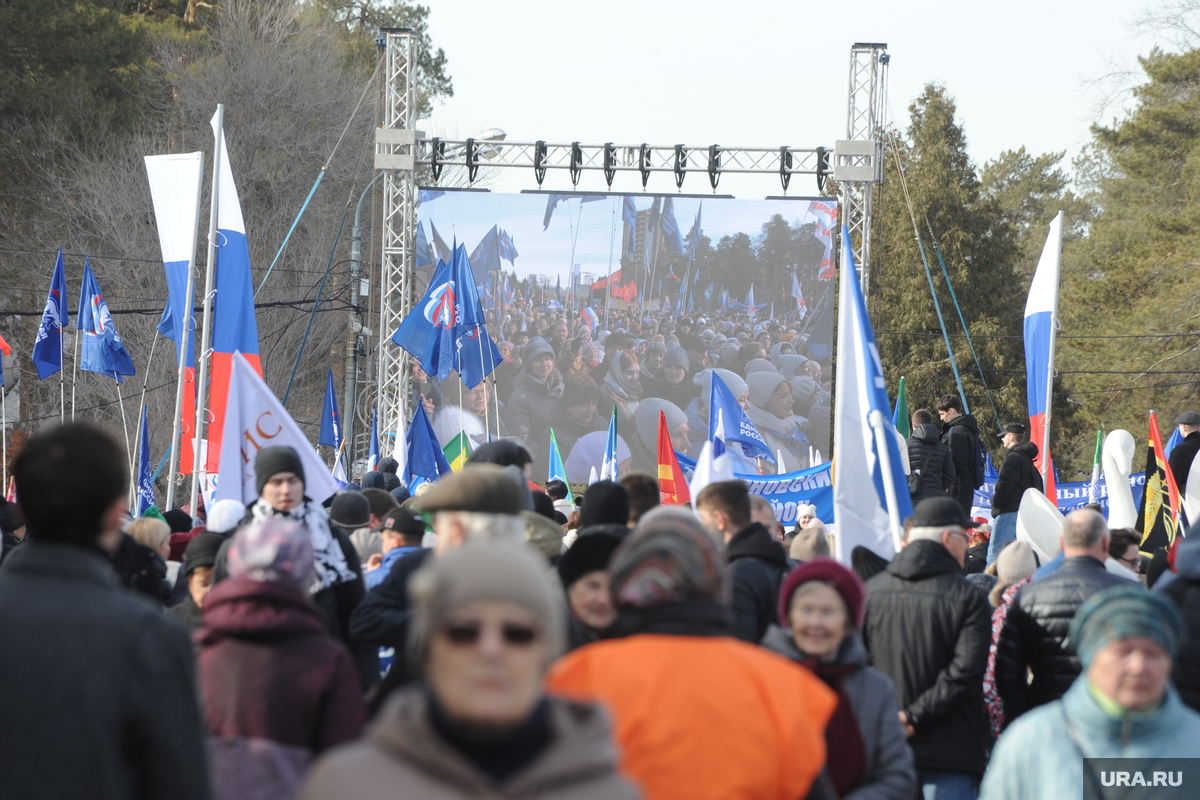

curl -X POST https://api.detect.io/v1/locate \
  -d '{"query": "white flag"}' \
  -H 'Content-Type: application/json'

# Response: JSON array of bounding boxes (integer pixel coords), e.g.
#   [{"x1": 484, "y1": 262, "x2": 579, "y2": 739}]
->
[
  {"x1": 391, "y1": 394, "x2": 408, "y2": 479},
  {"x1": 214, "y1": 352, "x2": 339, "y2": 505}
]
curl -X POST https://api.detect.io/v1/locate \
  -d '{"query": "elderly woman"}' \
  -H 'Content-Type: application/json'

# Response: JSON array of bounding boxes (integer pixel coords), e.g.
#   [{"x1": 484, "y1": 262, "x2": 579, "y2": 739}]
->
[
  {"x1": 640, "y1": 341, "x2": 666, "y2": 382},
  {"x1": 599, "y1": 351, "x2": 643, "y2": 429},
  {"x1": 630, "y1": 399, "x2": 690, "y2": 475},
  {"x1": 501, "y1": 339, "x2": 564, "y2": 462},
  {"x1": 200, "y1": 519, "x2": 367, "y2": 800},
  {"x1": 983, "y1": 540, "x2": 1038, "y2": 737},
  {"x1": 557, "y1": 531, "x2": 624, "y2": 651},
  {"x1": 299, "y1": 542, "x2": 638, "y2": 800},
  {"x1": 547, "y1": 507, "x2": 838, "y2": 800},
  {"x1": 646, "y1": 346, "x2": 696, "y2": 410},
  {"x1": 762, "y1": 559, "x2": 916, "y2": 800},
  {"x1": 745, "y1": 372, "x2": 811, "y2": 473},
  {"x1": 981, "y1": 586, "x2": 1200, "y2": 799}
]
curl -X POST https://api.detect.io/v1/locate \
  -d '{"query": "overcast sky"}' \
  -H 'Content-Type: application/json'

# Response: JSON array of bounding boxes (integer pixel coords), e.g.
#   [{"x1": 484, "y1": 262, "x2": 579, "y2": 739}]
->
[{"x1": 420, "y1": 0, "x2": 1164, "y2": 199}]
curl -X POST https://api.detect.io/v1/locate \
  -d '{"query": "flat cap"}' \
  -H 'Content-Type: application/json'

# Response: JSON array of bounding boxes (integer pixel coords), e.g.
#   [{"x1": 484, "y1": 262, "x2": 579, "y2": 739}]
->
[
  {"x1": 412, "y1": 463, "x2": 525, "y2": 516},
  {"x1": 1176, "y1": 411, "x2": 1200, "y2": 426},
  {"x1": 1000, "y1": 422, "x2": 1027, "y2": 436}
]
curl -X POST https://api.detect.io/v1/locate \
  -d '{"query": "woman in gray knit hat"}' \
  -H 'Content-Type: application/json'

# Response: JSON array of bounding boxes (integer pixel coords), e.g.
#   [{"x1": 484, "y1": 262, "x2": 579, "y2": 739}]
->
[{"x1": 299, "y1": 541, "x2": 637, "y2": 800}]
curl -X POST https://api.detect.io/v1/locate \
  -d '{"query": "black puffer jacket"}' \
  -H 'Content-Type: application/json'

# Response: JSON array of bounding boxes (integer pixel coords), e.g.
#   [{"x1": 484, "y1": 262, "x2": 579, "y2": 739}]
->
[
  {"x1": 1169, "y1": 431, "x2": 1200, "y2": 503},
  {"x1": 725, "y1": 522, "x2": 789, "y2": 644},
  {"x1": 991, "y1": 441, "x2": 1043, "y2": 516},
  {"x1": 861, "y1": 539, "x2": 991, "y2": 778},
  {"x1": 1160, "y1": 541, "x2": 1200, "y2": 712},
  {"x1": 906, "y1": 423, "x2": 957, "y2": 502},
  {"x1": 994, "y1": 555, "x2": 1131, "y2": 725},
  {"x1": 941, "y1": 413, "x2": 982, "y2": 495}
]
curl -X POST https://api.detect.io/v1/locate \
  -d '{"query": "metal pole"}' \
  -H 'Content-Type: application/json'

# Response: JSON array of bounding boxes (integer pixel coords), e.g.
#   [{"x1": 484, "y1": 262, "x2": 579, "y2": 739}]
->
[
  {"x1": 345, "y1": 173, "x2": 382, "y2": 473},
  {"x1": 165, "y1": 151, "x2": 205, "y2": 511},
  {"x1": 190, "y1": 104, "x2": 223, "y2": 513}
]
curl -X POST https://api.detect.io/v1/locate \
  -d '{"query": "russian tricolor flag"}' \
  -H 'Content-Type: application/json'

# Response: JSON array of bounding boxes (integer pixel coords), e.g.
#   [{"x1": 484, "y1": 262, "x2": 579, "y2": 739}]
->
[
  {"x1": 206, "y1": 110, "x2": 262, "y2": 474},
  {"x1": 145, "y1": 152, "x2": 203, "y2": 472},
  {"x1": 1024, "y1": 212, "x2": 1063, "y2": 501}
]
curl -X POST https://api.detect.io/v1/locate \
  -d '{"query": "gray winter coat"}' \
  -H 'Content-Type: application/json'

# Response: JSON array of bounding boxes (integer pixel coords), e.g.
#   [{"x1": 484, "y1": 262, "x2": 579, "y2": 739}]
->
[
  {"x1": 761, "y1": 627, "x2": 917, "y2": 800},
  {"x1": 906, "y1": 423, "x2": 956, "y2": 502}
]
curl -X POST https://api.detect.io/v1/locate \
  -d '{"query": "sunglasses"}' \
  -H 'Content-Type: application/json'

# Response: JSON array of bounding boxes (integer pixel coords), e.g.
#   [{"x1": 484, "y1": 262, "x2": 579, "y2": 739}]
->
[{"x1": 438, "y1": 620, "x2": 542, "y2": 647}]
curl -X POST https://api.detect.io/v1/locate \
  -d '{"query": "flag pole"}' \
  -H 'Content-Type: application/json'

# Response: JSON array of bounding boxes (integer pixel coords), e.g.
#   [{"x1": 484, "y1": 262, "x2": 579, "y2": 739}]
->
[
  {"x1": 165, "y1": 150, "x2": 205, "y2": 511},
  {"x1": 112, "y1": 375, "x2": 134, "y2": 492},
  {"x1": 129, "y1": 397, "x2": 144, "y2": 510},
  {"x1": 190, "y1": 103, "x2": 223, "y2": 514},
  {"x1": 70, "y1": 327, "x2": 79, "y2": 420}
]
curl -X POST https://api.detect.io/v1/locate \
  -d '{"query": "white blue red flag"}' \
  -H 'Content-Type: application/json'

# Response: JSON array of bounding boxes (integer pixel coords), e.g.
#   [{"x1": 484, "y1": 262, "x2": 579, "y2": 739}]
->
[{"x1": 1024, "y1": 211, "x2": 1062, "y2": 500}]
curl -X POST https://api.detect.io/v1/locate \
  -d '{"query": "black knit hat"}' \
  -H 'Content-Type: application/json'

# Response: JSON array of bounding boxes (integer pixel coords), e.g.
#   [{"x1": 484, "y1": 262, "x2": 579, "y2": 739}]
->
[
  {"x1": 254, "y1": 446, "x2": 305, "y2": 496},
  {"x1": 162, "y1": 509, "x2": 193, "y2": 534},
  {"x1": 330, "y1": 491, "x2": 371, "y2": 530},
  {"x1": 0, "y1": 497, "x2": 23, "y2": 535},
  {"x1": 579, "y1": 480, "x2": 630, "y2": 529},
  {"x1": 558, "y1": 531, "x2": 624, "y2": 589},
  {"x1": 182, "y1": 532, "x2": 225, "y2": 575}
]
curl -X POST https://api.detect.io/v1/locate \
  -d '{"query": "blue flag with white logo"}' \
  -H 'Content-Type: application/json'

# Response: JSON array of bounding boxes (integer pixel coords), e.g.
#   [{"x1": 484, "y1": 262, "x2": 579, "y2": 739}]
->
[
  {"x1": 601, "y1": 406, "x2": 619, "y2": 481},
  {"x1": 406, "y1": 404, "x2": 451, "y2": 491},
  {"x1": 390, "y1": 244, "x2": 486, "y2": 382},
  {"x1": 456, "y1": 326, "x2": 504, "y2": 389},
  {"x1": 136, "y1": 403, "x2": 155, "y2": 516},
  {"x1": 709, "y1": 371, "x2": 774, "y2": 463},
  {"x1": 78, "y1": 259, "x2": 136, "y2": 382},
  {"x1": 661, "y1": 197, "x2": 685, "y2": 254},
  {"x1": 621, "y1": 196, "x2": 638, "y2": 258},
  {"x1": 367, "y1": 408, "x2": 380, "y2": 472},
  {"x1": 319, "y1": 367, "x2": 341, "y2": 449},
  {"x1": 32, "y1": 248, "x2": 70, "y2": 380}
]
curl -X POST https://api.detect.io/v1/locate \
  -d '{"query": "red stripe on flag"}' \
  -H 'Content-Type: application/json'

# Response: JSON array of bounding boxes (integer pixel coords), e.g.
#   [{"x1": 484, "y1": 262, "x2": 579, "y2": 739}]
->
[
  {"x1": 205, "y1": 352, "x2": 263, "y2": 474},
  {"x1": 1027, "y1": 413, "x2": 1056, "y2": 502}
]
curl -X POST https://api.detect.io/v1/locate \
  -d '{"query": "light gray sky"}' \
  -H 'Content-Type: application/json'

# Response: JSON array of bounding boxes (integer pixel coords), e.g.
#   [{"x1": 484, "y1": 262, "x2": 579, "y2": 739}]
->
[{"x1": 422, "y1": 0, "x2": 1162, "y2": 198}]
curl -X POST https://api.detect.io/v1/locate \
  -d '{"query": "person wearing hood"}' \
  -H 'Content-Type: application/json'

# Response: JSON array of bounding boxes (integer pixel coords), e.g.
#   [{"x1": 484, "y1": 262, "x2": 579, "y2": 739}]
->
[
  {"x1": 537, "y1": 373, "x2": 605, "y2": 481},
  {"x1": 546, "y1": 507, "x2": 838, "y2": 800},
  {"x1": 905, "y1": 409, "x2": 957, "y2": 504},
  {"x1": 502, "y1": 338, "x2": 565, "y2": 464},
  {"x1": 989, "y1": 423, "x2": 1044, "y2": 566},
  {"x1": 199, "y1": 518, "x2": 367, "y2": 800},
  {"x1": 861, "y1": 498, "x2": 992, "y2": 798},
  {"x1": 629, "y1": 399, "x2": 690, "y2": 475},
  {"x1": 641, "y1": 340, "x2": 666, "y2": 382},
  {"x1": 300, "y1": 541, "x2": 639, "y2": 800},
  {"x1": 645, "y1": 346, "x2": 696, "y2": 411},
  {"x1": 745, "y1": 372, "x2": 811, "y2": 473},
  {"x1": 762, "y1": 559, "x2": 917, "y2": 800},
  {"x1": 563, "y1": 431, "x2": 632, "y2": 485},
  {"x1": 557, "y1": 530, "x2": 624, "y2": 651},
  {"x1": 598, "y1": 350, "x2": 643, "y2": 431},
  {"x1": 980, "y1": 586, "x2": 1200, "y2": 800},
  {"x1": 1158, "y1": 525, "x2": 1200, "y2": 711},
  {"x1": 696, "y1": 481, "x2": 790, "y2": 644},
  {"x1": 937, "y1": 395, "x2": 984, "y2": 520},
  {"x1": 983, "y1": 541, "x2": 1038, "y2": 737}
]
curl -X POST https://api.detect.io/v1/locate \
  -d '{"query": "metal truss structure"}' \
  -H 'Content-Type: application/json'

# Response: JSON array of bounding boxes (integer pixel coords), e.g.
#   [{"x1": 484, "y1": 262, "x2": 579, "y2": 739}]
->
[
  {"x1": 372, "y1": 30, "x2": 887, "y2": 438},
  {"x1": 838, "y1": 42, "x2": 890, "y2": 301}
]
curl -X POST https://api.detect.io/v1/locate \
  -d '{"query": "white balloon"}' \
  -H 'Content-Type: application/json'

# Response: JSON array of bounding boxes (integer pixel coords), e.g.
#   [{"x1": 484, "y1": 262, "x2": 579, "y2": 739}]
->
[{"x1": 1103, "y1": 430, "x2": 1137, "y2": 529}]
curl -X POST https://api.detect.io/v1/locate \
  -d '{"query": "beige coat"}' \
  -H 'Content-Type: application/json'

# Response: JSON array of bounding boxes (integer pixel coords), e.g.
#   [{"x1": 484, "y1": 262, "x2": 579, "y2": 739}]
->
[{"x1": 298, "y1": 687, "x2": 640, "y2": 800}]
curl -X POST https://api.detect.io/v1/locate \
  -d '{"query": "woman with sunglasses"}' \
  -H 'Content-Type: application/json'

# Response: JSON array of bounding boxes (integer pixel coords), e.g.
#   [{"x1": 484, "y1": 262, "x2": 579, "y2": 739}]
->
[{"x1": 300, "y1": 541, "x2": 638, "y2": 799}]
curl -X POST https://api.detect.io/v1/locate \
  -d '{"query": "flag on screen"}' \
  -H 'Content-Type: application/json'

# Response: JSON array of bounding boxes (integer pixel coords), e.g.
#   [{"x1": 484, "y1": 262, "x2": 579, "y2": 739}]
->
[
  {"x1": 621, "y1": 196, "x2": 637, "y2": 258},
  {"x1": 78, "y1": 260, "x2": 136, "y2": 382},
  {"x1": 415, "y1": 221, "x2": 433, "y2": 269},
  {"x1": 135, "y1": 403, "x2": 155, "y2": 516},
  {"x1": 318, "y1": 368, "x2": 342, "y2": 449},
  {"x1": 547, "y1": 429, "x2": 573, "y2": 503},
  {"x1": 1136, "y1": 410, "x2": 1180, "y2": 554},
  {"x1": 32, "y1": 248, "x2": 69, "y2": 380},
  {"x1": 206, "y1": 111, "x2": 262, "y2": 475},
  {"x1": 589, "y1": 466, "x2": 599, "y2": 485},
  {"x1": 657, "y1": 411, "x2": 690, "y2": 505},
  {"x1": 443, "y1": 430, "x2": 472, "y2": 472},
  {"x1": 892, "y1": 377, "x2": 910, "y2": 438},
  {"x1": 430, "y1": 220, "x2": 452, "y2": 266},
  {"x1": 709, "y1": 371, "x2": 773, "y2": 463},
  {"x1": 418, "y1": 189, "x2": 446, "y2": 205},
  {"x1": 498, "y1": 228, "x2": 519, "y2": 262},
  {"x1": 1088, "y1": 429, "x2": 1103, "y2": 505},
  {"x1": 581, "y1": 307, "x2": 599, "y2": 331},
  {"x1": 808, "y1": 200, "x2": 837, "y2": 279},
  {"x1": 746, "y1": 285, "x2": 756, "y2": 318},
  {"x1": 660, "y1": 197, "x2": 685, "y2": 254},
  {"x1": 1024, "y1": 211, "x2": 1062, "y2": 502},
  {"x1": 469, "y1": 225, "x2": 504, "y2": 275},
  {"x1": 601, "y1": 407, "x2": 619, "y2": 481},
  {"x1": 833, "y1": 226, "x2": 912, "y2": 560},
  {"x1": 213, "y1": 352, "x2": 338, "y2": 505},
  {"x1": 367, "y1": 408, "x2": 380, "y2": 473},
  {"x1": 687, "y1": 202, "x2": 703, "y2": 260},
  {"x1": 792, "y1": 273, "x2": 807, "y2": 319},
  {"x1": 543, "y1": 193, "x2": 606, "y2": 230},
  {"x1": 406, "y1": 405, "x2": 451, "y2": 490},
  {"x1": 145, "y1": 151, "x2": 203, "y2": 472}
]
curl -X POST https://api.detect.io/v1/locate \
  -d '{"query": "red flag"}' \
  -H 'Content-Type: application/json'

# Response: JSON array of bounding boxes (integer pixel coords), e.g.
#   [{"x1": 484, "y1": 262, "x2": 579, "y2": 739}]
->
[
  {"x1": 657, "y1": 410, "x2": 690, "y2": 505},
  {"x1": 0, "y1": 332, "x2": 10, "y2": 356}
]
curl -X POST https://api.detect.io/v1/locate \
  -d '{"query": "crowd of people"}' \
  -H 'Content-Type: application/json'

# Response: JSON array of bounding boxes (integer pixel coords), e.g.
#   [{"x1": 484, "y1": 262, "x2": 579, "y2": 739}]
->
[
  {"x1": 3, "y1": 402, "x2": 1200, "y2": 799},
  {"x1": 424, "y1": 307, "x2": 831, "y2": 480}
]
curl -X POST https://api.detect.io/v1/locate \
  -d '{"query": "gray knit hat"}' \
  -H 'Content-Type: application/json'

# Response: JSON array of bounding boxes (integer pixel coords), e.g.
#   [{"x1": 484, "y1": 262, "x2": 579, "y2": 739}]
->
[
  {"x1": 662, "y1": 346, "x2": 690, "y2": 371},
  {"x1": 694, "y1": 368, "x2": 747, "y2": 397},
  {"x1": 408, "y1": 541, "x2": 564, "y2": 668},
  {"x1": 636, "y1": 398, "x2": 687, "y2": 449},
  {"x1": 746, "y1": 371, "x2": 789, "y2": 409}
]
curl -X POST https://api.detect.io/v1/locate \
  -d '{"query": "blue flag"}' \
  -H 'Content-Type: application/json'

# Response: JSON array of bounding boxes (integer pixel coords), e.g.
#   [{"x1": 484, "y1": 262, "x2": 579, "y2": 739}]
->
[
  {"x1": 621, "y1": 196, "x2": 638, "y2": 258},
  {"x1": 415, "y1": 221, "x2": 433, "y2": 269},
  {"x1": 1166, "y1": 426, "x2": 1184, "y2": 459},
  {"x1": 456, "y1": 326, "x2": 504, "y2": 389},
  {"x1": 601, "y1": 406, "x2": 619, "y2": 481},
  {"x1": 547, "y1": 428, "x2": 574, "y2": 503},
  {"x1": 135, "y1": 403, "x2": 155, "y2": 516},
  {"x1": 661, "y1": 197, "x2": 685, "y2": 254},
  {"x1": 319, "y1": 367, "x2": 341, "y2": 448},
  {"x1": 78, "y1": 259, "x2": 136, "y2": 382},
  {"x1": 687, "y1": 202, "x2": 703, "y2": 260},
  {"x1": 406, "y1": 405, "x2": 451, "y2": 490},
  {"x1": 498, "y1": 228, "x2": 519, "y2": 262},
  {"x1": 32, "y1": 248, "x2": 70, "y2": 380},
  {"x1": 390, "y1": 244, "x2": 486, "y2": 382},
  {"x1": 430, "y1": 220, "x2": 453, "y2": 266},
  {"x1": 709, "y1": 371, "x2": 774, "y2": 463},
  {"x1": 367, "y1": 408, "x2": 380, "y2": 472},
  {"x1": 704, "y1": 283, "x2": 715, "y2": 301},
  {"x1": 543, "y1": 193, "x2": 607, "y2": 230},
  {"x1": 469, "y1": 225, "x2": 504, "y2": 275}
]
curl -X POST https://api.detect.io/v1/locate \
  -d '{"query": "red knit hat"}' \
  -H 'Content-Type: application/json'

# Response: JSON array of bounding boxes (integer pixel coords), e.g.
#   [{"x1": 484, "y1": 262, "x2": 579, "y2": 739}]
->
[{"x1": 777, "y1": 557, "x2": 866, "y2": 629}]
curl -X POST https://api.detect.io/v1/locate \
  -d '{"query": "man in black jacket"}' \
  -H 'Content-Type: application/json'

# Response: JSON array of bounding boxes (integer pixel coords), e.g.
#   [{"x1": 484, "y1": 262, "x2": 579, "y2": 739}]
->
[
  {"x1": 1169, "y1": 411, "x2": 1200, "y2": 520},
  {"x1": 994, "y1": 509, "x2": 1133, "y2": 727},
  {"x1": 0, "y1": 423, "x2": 211, "y2": 800},
  {"x1": 937, "y1": 395, "x2": 982, "y2": 519},
  {"x1": 696, "y1": 480, "x2": 789, "y2": 643},
  {"x1": 1160, "y1": 530, "x2": 1200, "y2": 712},
  {"x1": 907, "y1": 409, "x2": 956, "y2": 503},
  {"x1": 861, "y1": 497, "x2": 991, "y2": 798},
  {"x1": 988, "y1": 422, "x2": 1044, "y2": 566}
]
